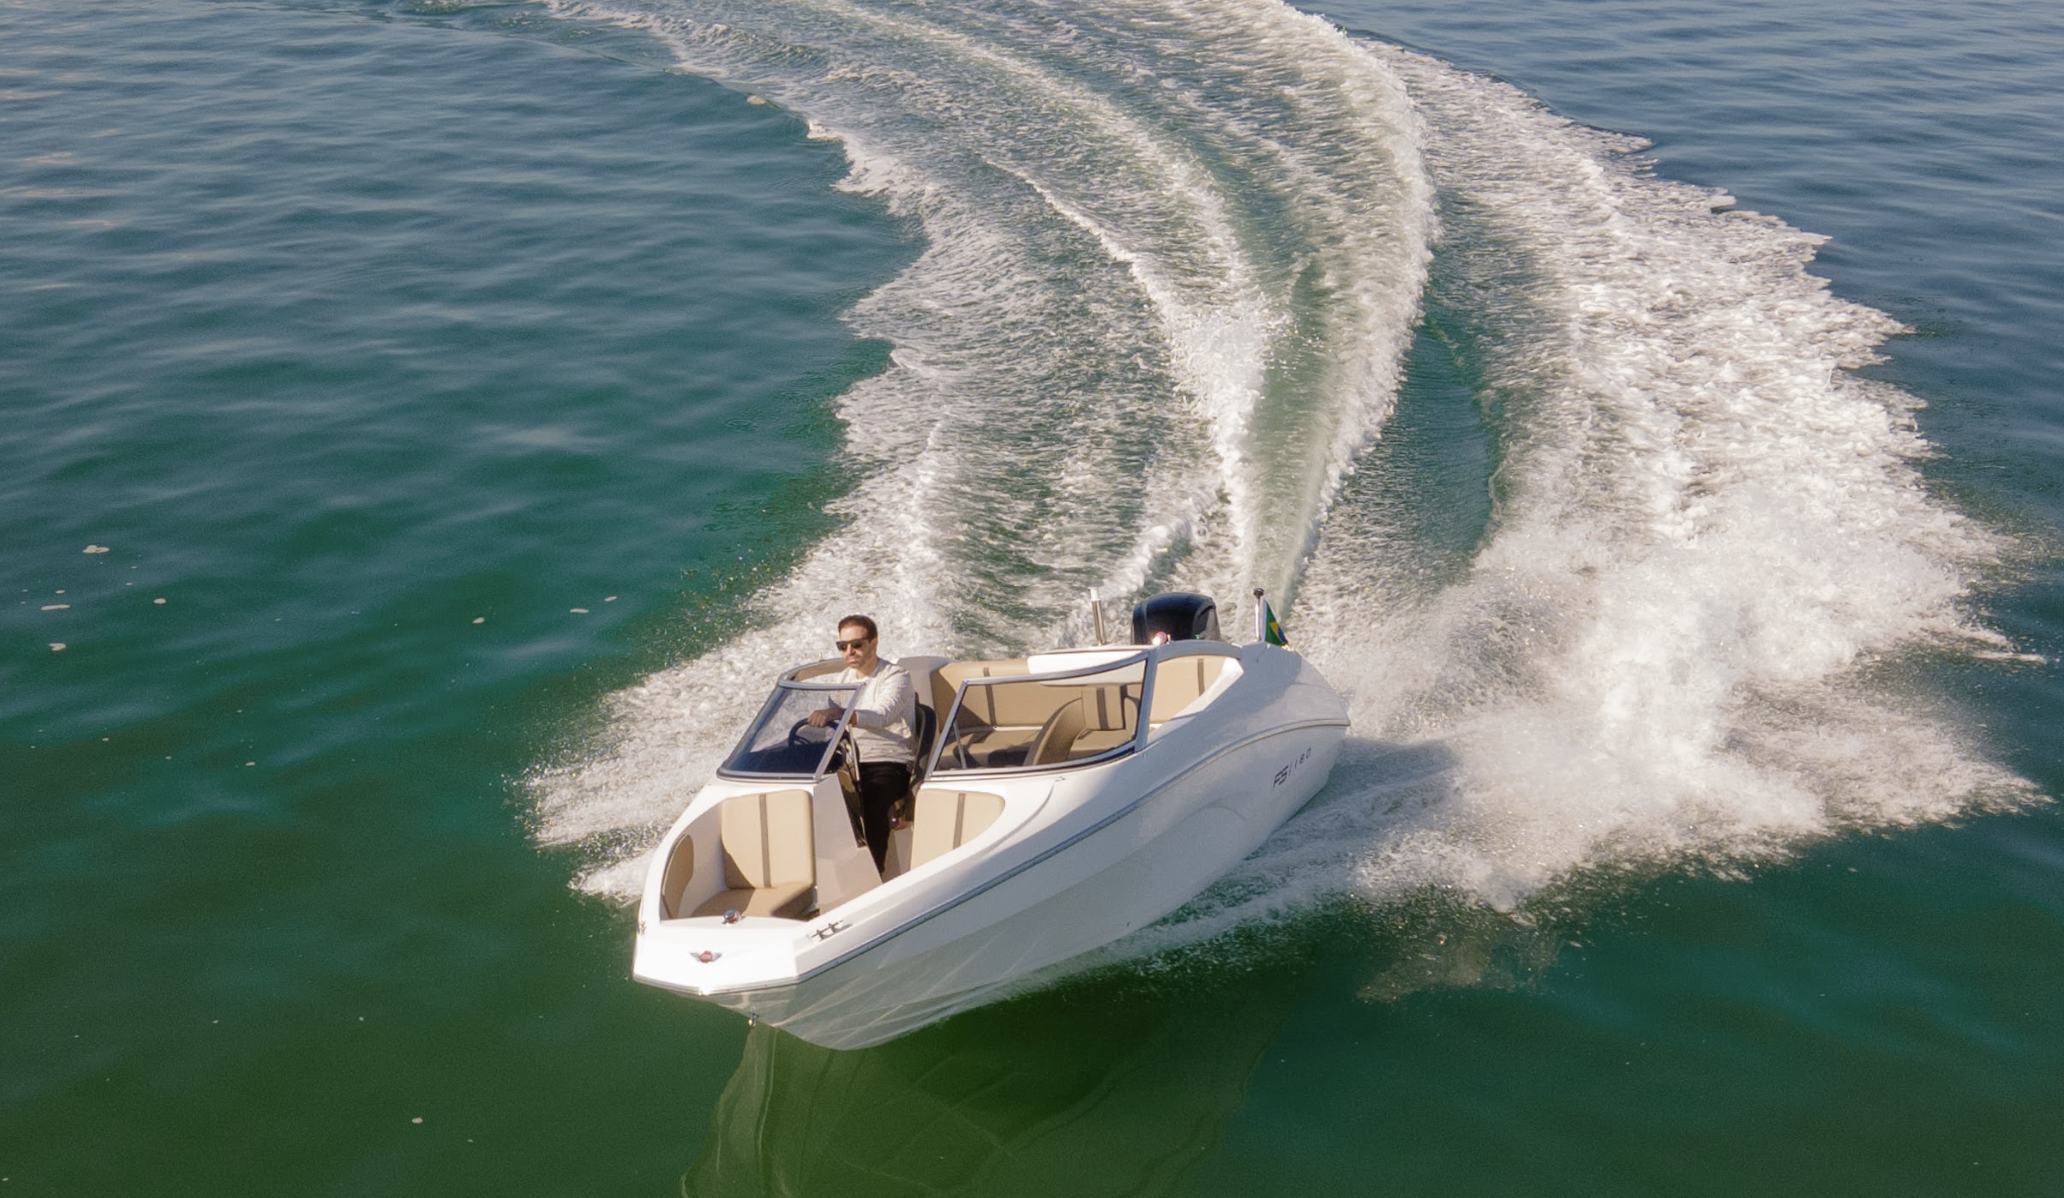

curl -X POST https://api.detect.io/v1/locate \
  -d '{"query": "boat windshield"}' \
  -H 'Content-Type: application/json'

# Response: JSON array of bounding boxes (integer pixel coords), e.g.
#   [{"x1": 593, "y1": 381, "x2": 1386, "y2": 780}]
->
[
  {"x1": 718, "y1": 681, "x2": 859, "y2": 779},
  {"x1": 931, "y1": 653, "x2": 1149, "y2": 774}
]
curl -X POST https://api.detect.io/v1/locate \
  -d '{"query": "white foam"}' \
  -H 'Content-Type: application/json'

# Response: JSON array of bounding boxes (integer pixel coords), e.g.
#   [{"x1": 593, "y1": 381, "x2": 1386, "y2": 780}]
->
[
  {"x1": 531, "y1": 0, "x2": 1436, "y2": 893},
  {"x1": 529, "y1": 0, "x2": 2031, "y2": 945},
  {"x1": 1152, "y1": 42, "x2": 2036, "y2": 947}
]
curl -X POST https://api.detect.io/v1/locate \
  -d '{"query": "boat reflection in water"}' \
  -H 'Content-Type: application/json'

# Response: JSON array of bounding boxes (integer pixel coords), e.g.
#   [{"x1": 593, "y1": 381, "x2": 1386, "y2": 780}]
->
[
  {"x1": 679, "y1": 962, "x2": 1295, "y2": 1198},
  {"x1": 670, "y1": 729, "x2": 1587, "y2": 1197}
]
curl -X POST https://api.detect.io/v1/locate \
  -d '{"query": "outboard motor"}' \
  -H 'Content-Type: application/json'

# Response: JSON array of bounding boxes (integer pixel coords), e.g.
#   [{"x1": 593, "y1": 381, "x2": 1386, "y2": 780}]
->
[{"x1": 1131, "y1": 592, "x2": 1221, "y2": 644}]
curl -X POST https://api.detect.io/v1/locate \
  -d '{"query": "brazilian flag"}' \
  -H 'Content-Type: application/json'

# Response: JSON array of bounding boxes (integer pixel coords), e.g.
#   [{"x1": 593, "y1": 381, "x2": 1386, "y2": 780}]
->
[{"x1": 1261, "y1": 598, "x2": 1289, "y2": 647}]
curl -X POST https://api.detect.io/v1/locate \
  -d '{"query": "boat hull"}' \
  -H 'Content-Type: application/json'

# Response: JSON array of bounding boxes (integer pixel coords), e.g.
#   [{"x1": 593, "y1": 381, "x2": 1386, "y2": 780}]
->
[{"x1": 634, "y1": 642, "x2": 1346, "y2": 1048}]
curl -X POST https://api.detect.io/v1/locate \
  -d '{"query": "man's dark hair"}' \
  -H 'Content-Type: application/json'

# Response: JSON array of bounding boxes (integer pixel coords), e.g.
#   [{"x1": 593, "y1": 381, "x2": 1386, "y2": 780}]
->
[{"x1": 838, "y1": 614, "x2": 878, "y2": 641}]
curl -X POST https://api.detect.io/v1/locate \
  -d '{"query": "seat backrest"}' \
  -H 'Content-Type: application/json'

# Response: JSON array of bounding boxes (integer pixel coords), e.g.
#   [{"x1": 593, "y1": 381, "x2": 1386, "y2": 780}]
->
[
  {"x1": 1027, "y1": 684, "x2": 1136, "y2": 765},
  {"x1": 933, "y1": 659, "x2": 1031, "y2": 728},
  {"x1": 1147, "y1": 655, "x2": 1229, "y2": 725},
  {"x1": 719, "y1": 789, "x2": 815, "y2": 890},
  {"x1": 1027, "y1": 699, "x2": 1088, "y2": 767},
  {"x1": 1068, "y1": 683, "x2": 1140, "y2": 757},
  {"x1": 913, "y1": 702, "x2": 938, "y2": 774},
  {"x1": 1079, "y1": 683, "x2": 1133, "y2": 731},
  {"x1": 909, "y1": 788, "x2": 1007, "y2": 868}
]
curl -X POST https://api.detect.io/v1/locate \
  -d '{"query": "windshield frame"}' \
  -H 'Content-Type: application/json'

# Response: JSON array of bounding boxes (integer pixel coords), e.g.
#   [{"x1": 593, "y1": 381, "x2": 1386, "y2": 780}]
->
[
  {"x1": 925, "y1": 650, "x2": 1157, "y2": 778},
  {"x1": 715, "y1": 677, "x2": 860, "y2": 781}
]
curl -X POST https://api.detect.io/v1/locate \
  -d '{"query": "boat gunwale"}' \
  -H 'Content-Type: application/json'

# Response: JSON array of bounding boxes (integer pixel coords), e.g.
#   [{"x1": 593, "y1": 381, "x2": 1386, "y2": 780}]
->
[{"x1": 652, "y1": 713, "x2": 1349, "y2": 997}]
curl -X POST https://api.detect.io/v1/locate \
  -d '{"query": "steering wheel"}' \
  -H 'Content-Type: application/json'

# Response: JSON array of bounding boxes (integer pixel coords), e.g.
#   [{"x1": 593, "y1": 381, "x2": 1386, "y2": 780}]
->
[{"x1": 789, "y1": 718, "x2": 856, "y2": 773}]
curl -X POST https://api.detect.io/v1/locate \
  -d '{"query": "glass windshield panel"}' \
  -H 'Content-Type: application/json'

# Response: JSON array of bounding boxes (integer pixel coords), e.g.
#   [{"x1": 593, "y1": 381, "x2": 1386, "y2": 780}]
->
[
  {"x1": 933, "y1": 669, "x2": 1142, "y2": 774},
  {"x1": 720, "y1": 684, "x2": 857, "y2": 777}
]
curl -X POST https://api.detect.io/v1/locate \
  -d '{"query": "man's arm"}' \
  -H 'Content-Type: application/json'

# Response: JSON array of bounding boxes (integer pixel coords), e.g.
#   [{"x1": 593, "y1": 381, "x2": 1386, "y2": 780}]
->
[{"x1": 845, "y1": 667, "x2": 912, "y2": 730}]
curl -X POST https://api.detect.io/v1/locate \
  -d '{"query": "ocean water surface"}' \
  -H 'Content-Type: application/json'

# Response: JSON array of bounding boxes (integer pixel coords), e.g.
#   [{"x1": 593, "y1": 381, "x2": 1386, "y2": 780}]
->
[{"x1": 3, "y1": 0, "x2": 2060, "y2": 1193}]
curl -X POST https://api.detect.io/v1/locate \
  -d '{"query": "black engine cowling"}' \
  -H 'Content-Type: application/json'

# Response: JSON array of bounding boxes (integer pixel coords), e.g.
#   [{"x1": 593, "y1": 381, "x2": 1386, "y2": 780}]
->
[{"x1": 1131, "y1": 592, "x2": 1220, "y2": 643}]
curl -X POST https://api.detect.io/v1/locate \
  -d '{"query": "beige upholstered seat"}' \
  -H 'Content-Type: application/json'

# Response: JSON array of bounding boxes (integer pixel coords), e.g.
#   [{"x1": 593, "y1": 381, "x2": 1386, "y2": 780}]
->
[
  {"x1": 1027, "y1": 684, "x2": 1136, "y2": 765},
  {"x1": 694, "y1": 882, "x2": 812, "y2": 920},
  {"x1": 933, "y1": 659, "x2": 1046, "y2": 768},
  {"x1": 933, "y1": 660, "x2": 1147, "y2": 768},
  {"x1": 660, "y1": 834, "x2": 699, "y2": 919},
  {"x1": 909, "y1": 788, "x2": 1006, "y2": 869},
  {"x1": 930, "y1": 659, "x2": 1031, "y2": 724},
  {"x1": 1064, "y1": 683, "x2": 1136, "y2": 758},
  {"x1": 1147, "y1": 654, "x2": 1228, "y2": 725},
  {"x1": 1027, "y1": 700, "x2": 1088, "y2": 767},
  {"x1": 691, "y1": 789, "x2": 816, "y2": 920}
]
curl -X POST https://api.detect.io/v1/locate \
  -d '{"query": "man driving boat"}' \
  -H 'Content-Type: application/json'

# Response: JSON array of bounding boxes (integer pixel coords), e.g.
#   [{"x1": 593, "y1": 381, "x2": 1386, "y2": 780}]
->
[{"x1": 807, "y1": 614, "x2": 915, "y2": 872}]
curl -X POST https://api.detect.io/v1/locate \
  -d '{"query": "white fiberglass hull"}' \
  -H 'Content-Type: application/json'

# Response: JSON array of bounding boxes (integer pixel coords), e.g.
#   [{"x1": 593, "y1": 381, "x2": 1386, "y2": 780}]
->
[{"x1": 634, "y1": 641, "x2": 1344, "y2": 1049}]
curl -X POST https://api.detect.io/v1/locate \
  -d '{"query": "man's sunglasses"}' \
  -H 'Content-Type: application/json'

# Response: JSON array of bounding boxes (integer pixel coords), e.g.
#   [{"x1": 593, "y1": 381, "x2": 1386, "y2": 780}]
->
[{"x1": 835, "y1": 636, "x2": 874, "y2": 651}]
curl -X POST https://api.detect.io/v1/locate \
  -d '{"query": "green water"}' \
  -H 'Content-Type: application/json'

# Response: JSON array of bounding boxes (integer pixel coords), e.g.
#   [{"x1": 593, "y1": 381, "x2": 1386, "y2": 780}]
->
[{"x1": 4, "y1": 0, "x2": 2061, "y2": 1193}]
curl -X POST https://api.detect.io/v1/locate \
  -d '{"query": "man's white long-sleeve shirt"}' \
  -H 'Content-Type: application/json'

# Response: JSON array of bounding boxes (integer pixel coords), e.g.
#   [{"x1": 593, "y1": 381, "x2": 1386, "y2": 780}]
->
[{"x1": 836, "y1": 659, "x2": 915, "y2": 767}]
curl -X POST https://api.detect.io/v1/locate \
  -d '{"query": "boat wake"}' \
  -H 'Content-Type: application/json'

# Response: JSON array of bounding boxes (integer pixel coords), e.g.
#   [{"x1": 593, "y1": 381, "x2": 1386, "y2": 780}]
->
[{"x1": 526, "y1": 0, "x2": 2035, "y2": 954}]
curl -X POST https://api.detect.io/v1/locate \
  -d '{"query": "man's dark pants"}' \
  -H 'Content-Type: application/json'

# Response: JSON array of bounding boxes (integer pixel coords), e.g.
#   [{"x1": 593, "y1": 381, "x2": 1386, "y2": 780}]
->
[{"x1": 855, "y1": 761, "x2": 912, "y2": 872}]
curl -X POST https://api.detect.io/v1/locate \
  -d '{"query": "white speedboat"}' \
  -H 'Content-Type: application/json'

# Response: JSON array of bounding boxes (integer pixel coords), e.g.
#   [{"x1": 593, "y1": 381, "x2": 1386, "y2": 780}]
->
[{"x1": 632, "y1": 592, "x2": 1348, "y2": 1049}]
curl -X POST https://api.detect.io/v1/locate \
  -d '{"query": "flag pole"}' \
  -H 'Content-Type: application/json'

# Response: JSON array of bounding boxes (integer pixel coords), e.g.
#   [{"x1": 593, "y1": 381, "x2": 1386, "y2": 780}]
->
[{"x1": 1252, "y1": 587, "x2": 1265, "y2": 642}]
